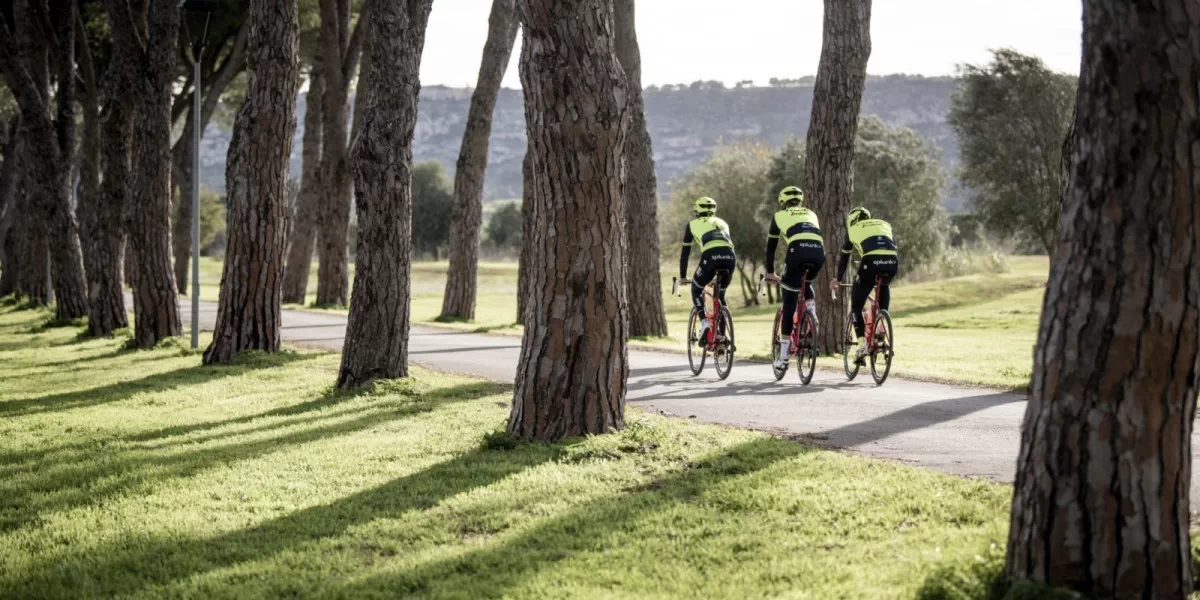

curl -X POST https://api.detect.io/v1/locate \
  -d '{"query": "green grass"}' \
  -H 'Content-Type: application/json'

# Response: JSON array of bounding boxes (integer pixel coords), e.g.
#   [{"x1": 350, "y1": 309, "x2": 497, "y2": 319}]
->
[
  {"x1": 0, "y1": 304, "x2": 1023, "y2": 598},
  {"x1": 191, "y1": 256, "x2": 1050, "y2": 390}
]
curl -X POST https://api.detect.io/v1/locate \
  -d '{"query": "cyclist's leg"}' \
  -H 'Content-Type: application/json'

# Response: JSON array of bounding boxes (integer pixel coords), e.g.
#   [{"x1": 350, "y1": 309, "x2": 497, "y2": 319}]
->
[
  {"x1": 779, "y1": 288, "x2": 799, "y2": 336},
  {"x1": 863, "y1": 255, "x2": 898, "y2": 313},
  {"x1": 691, "y1": 253, "x2": 716, "y2": 313},
  {"x1": 851, "y1": 269, "x2": 872, "y2": 339},
  {"x1": 714, "y1": 253, "x2": 735, "y2": 334}
]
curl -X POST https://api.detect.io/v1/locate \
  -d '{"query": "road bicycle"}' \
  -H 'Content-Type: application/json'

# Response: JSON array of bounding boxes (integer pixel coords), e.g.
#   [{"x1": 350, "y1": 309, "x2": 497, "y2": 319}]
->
[
  {"x1": 837, "y1": 274, "x2": 894, "y2": 385},
  {"x1": 759, "y1": 268, "x2": 819, "y2": 385},
  {"x1": 673, "y1": 272, "x2": 736, "y2": 380}
]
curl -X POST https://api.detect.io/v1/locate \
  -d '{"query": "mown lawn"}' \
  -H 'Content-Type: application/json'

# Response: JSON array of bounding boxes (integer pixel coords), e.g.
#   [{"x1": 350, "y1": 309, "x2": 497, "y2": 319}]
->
[
  {"x1": 191, "y1": 255, "x2": 1048, "y2": 390},
  {"x1": 0, "y1": 304, "x2": 1022, "y2": 599}
]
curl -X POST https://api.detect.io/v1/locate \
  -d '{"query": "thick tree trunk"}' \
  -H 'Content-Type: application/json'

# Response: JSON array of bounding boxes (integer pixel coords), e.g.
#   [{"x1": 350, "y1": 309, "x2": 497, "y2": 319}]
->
[
  {"x1": 204, "y1": 0, "x2": 299, "y2": 364},
  {"x1": 439, "y1": 0, "x2": 518, "y2": 321},
  {"x1": 337, "y1": 0, "x2": 432, "y2": 388},
  {"x1": 804, "y1": 0, "x2": 872, "y2": 356},
  {"x1": 314, "y1": 0, "x2": 353, "y2": 308},
  {"x1": 172, "y1": 23, "x2": 249, "y2": 295},
  {"x1": 508, "y1": 0, "x2": 630, "y2": 442},
  {"x1": 516, "y1": 147, "x2": 533, "y2": 323},
  {"x1": 0, "y1": 118, "x2": 23, "y2": 298},
  {"x1": 77, "y1": 20, "x2": 128, "y2": 337},
  {"x1": 613, "y1": 0, "x2": 666, "y2": 338},
  {"x1": 281, "y1": 60, "x2": 325, "y2": 305},
  {"x1": 16, "y1": 186, "x2": 51, "y2": 306},
  {"x1": 1005, "y1": 1, "x2": 1200, "y2": 597},
  {"x1": 115, "y1": 0, "x2": 182, "y2": 346}
]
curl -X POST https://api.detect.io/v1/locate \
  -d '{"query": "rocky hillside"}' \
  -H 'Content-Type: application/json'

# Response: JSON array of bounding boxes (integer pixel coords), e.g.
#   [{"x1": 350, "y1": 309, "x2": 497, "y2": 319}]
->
[{"x1": 194, "y1": 75, "x2": 966, "y2": 210}]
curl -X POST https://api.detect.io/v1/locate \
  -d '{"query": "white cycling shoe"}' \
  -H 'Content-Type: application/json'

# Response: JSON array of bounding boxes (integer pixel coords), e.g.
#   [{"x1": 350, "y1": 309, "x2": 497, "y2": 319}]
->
[{"x1": 775, "y1": 339, "x2": 791, "y2": 370}]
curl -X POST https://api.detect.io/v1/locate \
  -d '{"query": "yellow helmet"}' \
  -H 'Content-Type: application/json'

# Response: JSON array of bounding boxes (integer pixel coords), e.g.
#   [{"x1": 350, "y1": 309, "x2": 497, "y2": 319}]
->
[
  {"x1": 693, "y1": 197, "x2": 717, "y2": 215},
  {"x1": 846, "y1": 206, "x2": 871, "y2": 229},
  {"x1": 777, "y1": 186, "x2": 804, "y2": 207}
]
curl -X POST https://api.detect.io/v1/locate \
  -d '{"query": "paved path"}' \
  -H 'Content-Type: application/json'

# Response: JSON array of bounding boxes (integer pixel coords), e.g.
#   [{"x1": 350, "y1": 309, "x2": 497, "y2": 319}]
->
[{"x1": 186, "y1": 299, "x2": 1200, "y2": 507}]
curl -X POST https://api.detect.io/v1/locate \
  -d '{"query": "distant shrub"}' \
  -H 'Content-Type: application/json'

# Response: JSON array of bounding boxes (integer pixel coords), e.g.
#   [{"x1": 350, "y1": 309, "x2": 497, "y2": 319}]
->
[{"x1": 900, "y1": 247, "x2": 1009, "y2": 284}]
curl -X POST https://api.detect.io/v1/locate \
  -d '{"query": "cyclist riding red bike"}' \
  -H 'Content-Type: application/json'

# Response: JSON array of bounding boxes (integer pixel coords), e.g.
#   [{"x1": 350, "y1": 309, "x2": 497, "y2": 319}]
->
[
  {"x1": 764, "y1": 186, "x2": 825, "y2": 371},
  {"x1": 832, "y1": 207, "x2": 899, "y2": 365},
  {"x1": 678, "y1": 197, "x2": 736, "y2": 345}
]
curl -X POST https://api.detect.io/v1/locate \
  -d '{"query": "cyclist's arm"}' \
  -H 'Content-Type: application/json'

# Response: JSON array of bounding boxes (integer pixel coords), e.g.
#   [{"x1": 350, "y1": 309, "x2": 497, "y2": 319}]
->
[
  {"x1": 679, "y1": 224, "x2": 694, "y2": 281},
  {"x1": 764, "y1": 219, "x2": 780, "y2": 274},
  {"x1": 835, "y1": 234, "x2": 853, "y2": 281}
]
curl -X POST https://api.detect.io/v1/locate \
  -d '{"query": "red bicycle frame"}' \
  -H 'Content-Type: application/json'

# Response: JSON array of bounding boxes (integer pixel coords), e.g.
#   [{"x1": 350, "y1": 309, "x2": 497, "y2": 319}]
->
[
  {"x1": 700, "y1": 284, "x2": 722, "y2": 350},
  {"x1": 861, "y1": 274, "x2": 885, "y2": 352}
]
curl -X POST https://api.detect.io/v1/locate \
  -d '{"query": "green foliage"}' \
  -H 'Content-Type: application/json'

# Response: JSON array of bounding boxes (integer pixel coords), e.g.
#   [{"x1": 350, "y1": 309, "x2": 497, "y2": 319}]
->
[
  {"x1": 485, "y1": 201, "x2": 522, "y2": 253},
  {"x1": 176, "y1": 188, "x2": 226, "y2": 255},
  {"x1": 916, "y1": 542, "x2": 1084, "y2": 600},
  {"x1": 902, "y1": 247, "x2": 1010, "y2": 284},
  {"x1": 948, "y1": 49, "x2": 1076, "y2": 255},
  {"x1": 661, "y1": 143, "x2": 774, "y2": 306},
  {"x1": 411, "y1": 161, "x2": 454, "y2": 259}
]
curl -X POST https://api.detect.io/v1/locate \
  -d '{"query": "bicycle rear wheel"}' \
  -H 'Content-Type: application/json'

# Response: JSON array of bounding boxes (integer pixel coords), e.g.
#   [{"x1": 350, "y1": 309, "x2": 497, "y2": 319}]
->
[
  {"x1": 870, "y1": 310, "x2": 894, "y2": 385},
  {"x1": 771, "y1": 308, "x2": 786, "y2": 381},
  {"x1": 687, "y1": 309, "x2": 707, "y2": 376},
  {"x1": 714, "y1": 307, "x2": 735, "y2": 380},
  {"x1": 842, "y1": 312, "x2": 860, "y2": 381},
  {"x1": 798, "y1": 310, "x2": 817, "y2": 385}
]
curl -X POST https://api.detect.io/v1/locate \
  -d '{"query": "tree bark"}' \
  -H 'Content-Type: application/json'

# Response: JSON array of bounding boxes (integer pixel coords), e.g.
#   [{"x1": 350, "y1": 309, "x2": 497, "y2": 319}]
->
[
  {"x1": 76, "y1": 12, "x2": 128, "y2": 337},
  {"x1": 508, "y1": 0, "x2": 630, "y2": 442},
  {"x1": 281, "y1": 58, "x2": 324, "y2": 305},
  {"x1": 803, "y1": 0, "x2": 872, "y2": 356},
  {"x1": 172, "y1": 22, "x2": 249, "y2": 295},
  {"x1": 336, "y1": 0, "x2": 432, "y2": 388},
  {"x1": 516, "y1": 146, "x2": 532, "y2": 323},
  {"x1": 439, "y1": 0, "x2": 518, "y2": 322},
  {"x1": 1005, "y1": 1, "x2": 1200, "y2": 596},
  {"x1": 0, "y1": 118, "x2": 23, "y2": 298},
  {"x1": 613, "y1": 0, "x2": 666, "y2": 338},
  {"x1": 0, "y1": 0, "x2": 90, "y2": 320},
  {"x1": 108, "y1": 0, "x2": 183, "y2": 346},
  {"x1": 313, "y1": 0, "x2": 357, "y2": 307},
  {"x1": 204, "y1": 0, "x2": 299, "y2": 364},
  {"x1": 16, "y1": 182, "x2": 51, "y2": 305}
]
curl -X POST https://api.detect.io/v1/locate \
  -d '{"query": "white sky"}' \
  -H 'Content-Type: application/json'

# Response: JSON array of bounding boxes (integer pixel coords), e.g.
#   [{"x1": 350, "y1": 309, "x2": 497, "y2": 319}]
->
[{"x1": 420, "y1": 0, "x2": 1082, "y2": 88}]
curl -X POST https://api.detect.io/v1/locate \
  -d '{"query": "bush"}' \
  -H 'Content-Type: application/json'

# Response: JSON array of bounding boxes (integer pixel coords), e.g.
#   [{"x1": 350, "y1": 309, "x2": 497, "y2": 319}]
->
[
  {"x1": 901, "y1": 246, "x2": 1009, "y2": 284},
  {"x1": 485, "y1": 201, "x2": 522, "y2": 254},
  {"x1": 412, "y1": 161, "x2": 454, "y2": 260},
  {"x1": 916, "y1": 542, "x2": 1083, "y2": 600}
]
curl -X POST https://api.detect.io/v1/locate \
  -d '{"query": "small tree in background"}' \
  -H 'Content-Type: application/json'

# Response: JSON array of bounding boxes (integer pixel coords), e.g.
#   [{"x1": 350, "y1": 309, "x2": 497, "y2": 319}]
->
[
  {"x1": 411, "y1": 161, "x2": 453, "y2": 260},
  {"x1": 485, "y1": 202, "x2": 522, "y2": 254},
  {"x1": 948, "y1": 48, "x2": 1076, "y2": 256}
]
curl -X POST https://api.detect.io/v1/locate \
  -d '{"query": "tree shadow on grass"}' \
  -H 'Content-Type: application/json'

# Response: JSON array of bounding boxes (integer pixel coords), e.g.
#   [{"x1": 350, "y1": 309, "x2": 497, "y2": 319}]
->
[
  {"x1": 12, "y1": 433, "x2": 560, "y2": 598},
  {"x1": 332, "y1": 437, "x2": 809, "y2": 597},
  {"x1": 0, "y1": 351, "x2": 319, "y2": 417}
]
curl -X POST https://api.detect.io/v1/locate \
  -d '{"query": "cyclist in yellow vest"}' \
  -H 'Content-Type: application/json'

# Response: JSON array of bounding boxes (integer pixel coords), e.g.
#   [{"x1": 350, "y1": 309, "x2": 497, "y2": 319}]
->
[
  {"x1": 679, "y1": 197, "x2": 736, "y2": 342},
  {"x1": 833, "y1": 206, "x2": 899, "y2": 364},
  {"x1": 764, "y1": 186, "x2": 825, "y2": 369}
]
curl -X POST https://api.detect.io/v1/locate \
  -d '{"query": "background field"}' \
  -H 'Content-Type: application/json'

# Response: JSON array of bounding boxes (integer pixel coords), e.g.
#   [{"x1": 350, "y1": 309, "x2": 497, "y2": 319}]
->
[{"x1": 191, "y1": 256, "x2": 1049, "y2": 391}]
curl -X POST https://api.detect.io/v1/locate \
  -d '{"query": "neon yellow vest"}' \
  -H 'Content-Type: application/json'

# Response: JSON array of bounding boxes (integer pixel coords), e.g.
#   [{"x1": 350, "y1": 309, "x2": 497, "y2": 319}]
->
[
  {"x1": 847, "y1": 219, "x2": 897, "y2": 257},
  {"x1": 688, "y1": 217, "x2": 734, "y2": 252},
  {"x1": 772, "y1": 207, "x2": 823, "y2": 245}
]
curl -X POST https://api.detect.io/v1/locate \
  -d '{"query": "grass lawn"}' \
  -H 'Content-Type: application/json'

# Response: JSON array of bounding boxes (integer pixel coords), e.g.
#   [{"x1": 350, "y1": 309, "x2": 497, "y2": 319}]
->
[
  {"x1": 0, "y1": 304, "x2": 1023, "y2": 599},
  {"x1": 194, "y1": 256, "x2": 1048, "y2": 390}
]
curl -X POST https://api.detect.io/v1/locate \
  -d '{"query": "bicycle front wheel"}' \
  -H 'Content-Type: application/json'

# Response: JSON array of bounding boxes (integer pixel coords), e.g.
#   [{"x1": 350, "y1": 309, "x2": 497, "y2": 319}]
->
[
  {"x1": 798, "y1": 310, "x2": 817, "y2": 385},
  {"x1": 842, "y1": 312, "x2": 860, "y2": 381},
  {"x1": 714, "y1": 307, "x2": 735, "y2": 381},
  {"x1": 771, "y1": 308, "x2": 786, "y2": 381},
  {"x1": 870, "y1": 310, "x2": 894, "y2": 385},
  {"x1": 687, "y1": 309, "x2": 707, "y2": 376}
]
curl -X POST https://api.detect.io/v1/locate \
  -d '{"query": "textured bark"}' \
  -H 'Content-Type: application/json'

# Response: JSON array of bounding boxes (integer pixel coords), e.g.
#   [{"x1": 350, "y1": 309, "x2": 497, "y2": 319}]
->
[
  {"x1": 516, "y1": 146, "x2": 533, "y2": 322},
  {"x1": 1004, "y1": 1, "x2": 1200, "y2": 597},
  {"x1": 508, "y1": 0, "x2": 630, "y2": 442},
  {"x1": 16, "y1": 183, "x2": 51, "y2": 305},
  {"x1": 0, "y1": 0, "x2": 90, "y2": 320},
  {"x1": 0, "y1": 119, "x2": 23, "y2": 298},
  {"x1": 109, "y1": 0, "x2": 183, "y2": 346},
  {"x1": 337, "y1": 0, "x2": 432, "y2": 388},
  {"x1": 613, "y1": 0, "x2": 666, "y2": 338},
  {"x1": 313, "y1": 0, "x2": 356, "y2": 307},
  {"x1": 172, "y1": 23, "x2": 249, "y2": 295},
  {"x1": 439, "y1": 0, "x2": 518, "y2": 321},
  {"x1": 803, "y1": 0, "x2": 872, "y2": 356},
  {"x1": 204, "y1": 0, "x2": 299, "y2": 364},
  {"x1": 281, "y1": 58, "x2": 324, "y2": 305},
  {"x1": 76, "y1": 14, "x2": 128, "y2": 337}
]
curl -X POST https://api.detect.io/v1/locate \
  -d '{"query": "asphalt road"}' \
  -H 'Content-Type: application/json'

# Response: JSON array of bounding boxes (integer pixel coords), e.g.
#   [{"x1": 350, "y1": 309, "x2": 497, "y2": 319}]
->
[{"x1": 185, "y1": 299, "x2": 1200, "y2": 507}]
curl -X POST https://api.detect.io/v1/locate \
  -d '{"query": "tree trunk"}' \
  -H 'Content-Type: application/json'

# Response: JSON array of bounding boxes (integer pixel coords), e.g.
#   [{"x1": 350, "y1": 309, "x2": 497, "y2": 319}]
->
[
  {"x1": 804, "y1": 0, "x2": 872, "y2": 356},
  {"x1": 439, "y1": 0, "x2": 518, "y2": 322},
  {"x1": 172, "y1": 23, "x2": 249, "y2": 295},
  {"x1": 204, "y1": 0, "x2": 299, "y2": 364},
  {"x1": 613, "y1": 0, "x2": 667, "y2": 338},
  {"x1": 516, "y1": 146, "x2": 532, "y2": 323},
  {"x1": 281, "y1": 58, "x2": 325, "y2": 305},
  {"x1": 16, "y1": 184, "x2": 51, "y2": 306},
  {"x1": 1005, "y1": 1, "x2": 1200, "y2": 596},
  {"x1": 0, "y1": 118, "x2": 23, "y2": 298},
  {"x1": 336, "y1": 0, "x2": 432, "y2": 388},
  {"x1": 313, "y1": 0, "x2": 354, "y2": 308},
  {"x1": 508, "y1": 0, "x2": 630, "y2": 442},
  {"x1": 112, "y1": 0, "x2": 182, "y2": 346}
]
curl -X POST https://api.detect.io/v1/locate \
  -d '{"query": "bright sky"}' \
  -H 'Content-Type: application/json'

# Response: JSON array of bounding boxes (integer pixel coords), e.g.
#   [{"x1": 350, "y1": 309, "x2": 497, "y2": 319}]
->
[{"x1": 420, "y1": 0, "x2": 1082, "y2": 88}]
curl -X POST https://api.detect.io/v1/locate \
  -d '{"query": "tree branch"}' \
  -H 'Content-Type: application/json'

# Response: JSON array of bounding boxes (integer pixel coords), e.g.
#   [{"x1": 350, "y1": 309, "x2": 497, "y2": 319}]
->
[
  {"x1": 342, "y1": 4, "x2": 367, "y2": 82},
  {"x1": 74, "y1": 6, "x2": 97, "y2": 102}
]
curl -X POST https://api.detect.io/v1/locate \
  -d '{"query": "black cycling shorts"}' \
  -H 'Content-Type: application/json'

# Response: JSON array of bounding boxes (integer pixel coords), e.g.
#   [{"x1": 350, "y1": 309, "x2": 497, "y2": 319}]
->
[
  {"x1": 693, "y1": 248, "x2": 737, "y2": 290},
  {"x1": 781, "y1": 241, "x2": 825, "y2": 290}
]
